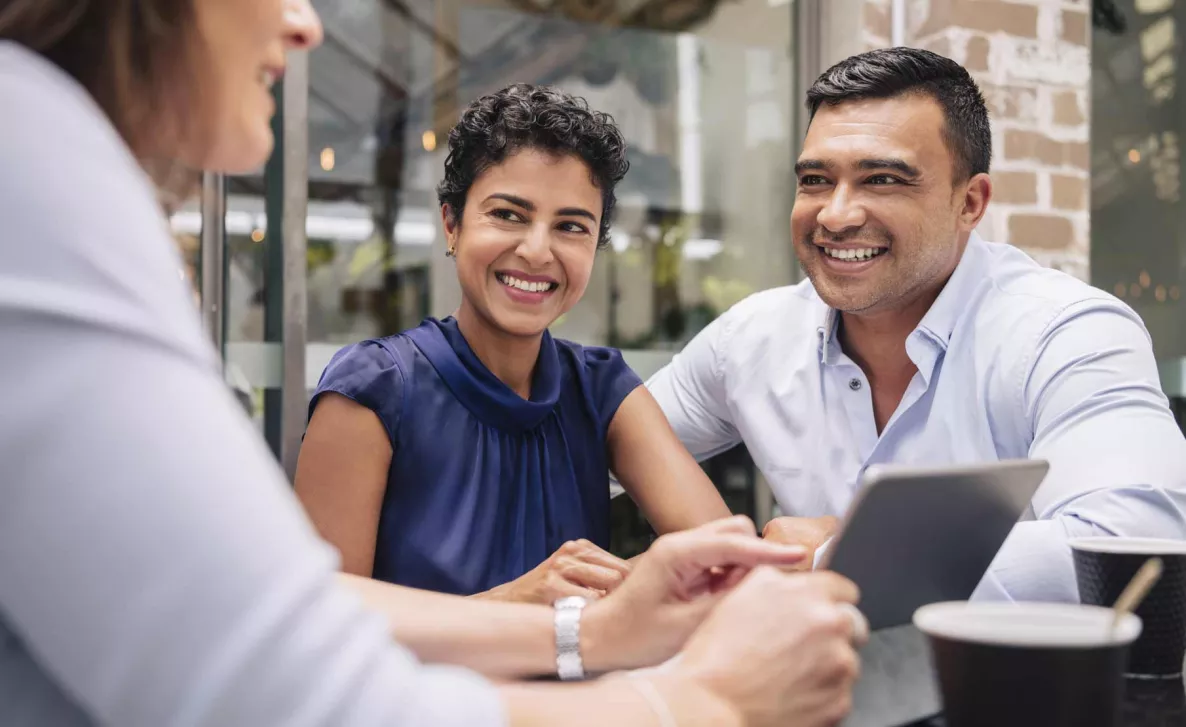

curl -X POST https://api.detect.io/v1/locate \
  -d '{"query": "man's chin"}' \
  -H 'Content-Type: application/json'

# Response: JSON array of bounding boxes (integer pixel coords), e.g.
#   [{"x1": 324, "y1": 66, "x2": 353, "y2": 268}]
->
[{"x1": 809, "y1": 280, "x2": 883, "y2": 315}]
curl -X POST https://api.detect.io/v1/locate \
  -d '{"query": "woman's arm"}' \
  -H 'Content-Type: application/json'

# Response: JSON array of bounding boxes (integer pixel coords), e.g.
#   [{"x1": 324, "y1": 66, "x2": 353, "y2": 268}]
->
[
  {"x1": 608, "y1": 387, "x2": 733, "y2": 534},
  {"x1": 342, "y1": 516, "x2": 816, "y2": 679},
  {"x1": 502, "y1": 676, "x2": 742, "y2": 727},
  {"x1": 294, "y1": 393, "x2": 391, "y2": 576},
  {"x1": 300, "y1": 394, "x2": 633, "y2": 604},
  {"x1": 343, "y1": 573, "x2": 607, "y2": 678},
  {"x1": 349, "y1": 527, "x2": 861, "y2": 727}
]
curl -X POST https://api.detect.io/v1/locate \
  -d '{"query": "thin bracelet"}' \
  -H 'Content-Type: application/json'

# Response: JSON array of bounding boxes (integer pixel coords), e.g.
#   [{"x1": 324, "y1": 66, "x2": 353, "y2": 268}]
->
[{"x1": 627, "y1": 674, "x2": 678, "y2": 727}]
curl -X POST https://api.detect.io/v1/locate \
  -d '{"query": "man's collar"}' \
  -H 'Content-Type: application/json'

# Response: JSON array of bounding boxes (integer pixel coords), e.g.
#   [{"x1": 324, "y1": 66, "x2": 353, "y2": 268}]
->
[
  {"x1": 913, "y1": 232, "x2": 987, "y2": 349},
  {"x1": 814, "y1": 232, "x2": 988, "y2": 364}
]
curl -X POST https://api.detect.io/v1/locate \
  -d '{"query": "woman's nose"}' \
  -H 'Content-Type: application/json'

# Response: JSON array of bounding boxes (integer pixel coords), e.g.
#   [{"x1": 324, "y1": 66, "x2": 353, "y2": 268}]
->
[
  {"x1": 283, "y1": 0, "x2": 325, "y2": 51},
  {"x1": 515, "y1": 227, "x2": 556, "y2": 267}
]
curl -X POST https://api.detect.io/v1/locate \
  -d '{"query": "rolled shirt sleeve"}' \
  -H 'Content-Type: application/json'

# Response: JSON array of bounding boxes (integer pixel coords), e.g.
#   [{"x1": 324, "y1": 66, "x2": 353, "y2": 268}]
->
[
  {"x1": 646, "y1": 304, "x2": 744, "y2": 462},
  {"x1": 975, "y1": 301, "x2": 1186, "y2": 602}
]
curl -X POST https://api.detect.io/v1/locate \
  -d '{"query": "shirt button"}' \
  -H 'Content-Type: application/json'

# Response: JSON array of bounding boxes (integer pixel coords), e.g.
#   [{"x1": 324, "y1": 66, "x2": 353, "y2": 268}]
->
[{"x1": 848, "y1": 378, "x2": 862, "y2": 391}]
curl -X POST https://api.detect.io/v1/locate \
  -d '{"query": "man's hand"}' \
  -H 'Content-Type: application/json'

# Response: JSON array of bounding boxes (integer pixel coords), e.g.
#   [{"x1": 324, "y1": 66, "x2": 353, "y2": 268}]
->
[
  {"x1": 475, "y1": 539, "x2": 632, "y2": 604},
  {"x1": 580, "y1": 515, "x2": 808, "y2": 673},
  {"x1": 762, "y1": 516, "x2": 840, "y2": 571}
]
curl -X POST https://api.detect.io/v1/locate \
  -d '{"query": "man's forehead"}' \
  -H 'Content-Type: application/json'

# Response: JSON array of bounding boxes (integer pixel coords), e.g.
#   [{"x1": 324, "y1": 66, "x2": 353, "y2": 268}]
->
[{"x1": 800, "y1": 95, "x2": 946, "y2": 168}]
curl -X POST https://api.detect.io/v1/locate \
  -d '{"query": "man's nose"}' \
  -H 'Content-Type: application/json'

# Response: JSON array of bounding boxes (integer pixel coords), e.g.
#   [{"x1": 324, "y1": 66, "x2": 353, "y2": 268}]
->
[{"x1": 816, "y1": 185, "x2": 867, "y2": 234}]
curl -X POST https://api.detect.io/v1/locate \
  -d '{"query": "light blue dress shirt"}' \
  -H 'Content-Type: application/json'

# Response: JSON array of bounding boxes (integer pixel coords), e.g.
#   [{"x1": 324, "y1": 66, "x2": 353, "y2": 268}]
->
[{"x1": 648, "y1": 234, "x2": 1186, "y2": 602}]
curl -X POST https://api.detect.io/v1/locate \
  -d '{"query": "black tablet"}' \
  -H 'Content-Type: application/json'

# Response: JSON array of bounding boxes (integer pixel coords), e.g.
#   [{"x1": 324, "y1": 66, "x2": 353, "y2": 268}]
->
[{"x1": 819, "y1": 459, "x2": 1049, "y2": 631}]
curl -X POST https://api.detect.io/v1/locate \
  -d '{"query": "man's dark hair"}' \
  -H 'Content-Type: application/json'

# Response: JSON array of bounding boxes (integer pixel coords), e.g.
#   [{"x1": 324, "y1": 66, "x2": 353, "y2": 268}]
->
[
  {"x1": 806, "y1": 47, "x2": 991, "y2": 181},
  {"x1": 437, "y1": 84, "x2": 629, "y2": 248}
]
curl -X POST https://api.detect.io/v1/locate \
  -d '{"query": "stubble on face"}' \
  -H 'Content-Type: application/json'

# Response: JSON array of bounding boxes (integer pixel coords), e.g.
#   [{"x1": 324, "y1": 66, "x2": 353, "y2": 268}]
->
[{"x1": 791, "y1": 96, "x2": 969, "y2": 319}]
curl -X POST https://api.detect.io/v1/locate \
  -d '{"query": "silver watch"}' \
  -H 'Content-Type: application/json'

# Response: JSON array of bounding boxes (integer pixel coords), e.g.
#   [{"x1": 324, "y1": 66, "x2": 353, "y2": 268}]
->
[{"x1": 553, "y1": 595, "x2": 587, "y2": 680}]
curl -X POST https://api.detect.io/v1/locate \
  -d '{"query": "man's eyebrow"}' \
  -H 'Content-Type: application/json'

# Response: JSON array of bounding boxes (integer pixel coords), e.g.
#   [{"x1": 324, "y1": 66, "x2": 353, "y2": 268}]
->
[
  {"x1": 857, "y1": 158, "x2": 921, "y2": 178},
  {"x1": 794, "y1": 159, "x2": 828, "y2": 175}
]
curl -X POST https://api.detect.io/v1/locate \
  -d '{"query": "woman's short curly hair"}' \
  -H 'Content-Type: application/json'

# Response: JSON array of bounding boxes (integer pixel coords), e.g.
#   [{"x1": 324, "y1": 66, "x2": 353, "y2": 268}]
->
[{"x1": 436, "y1": 84, "x2": 630, "y2": 248}]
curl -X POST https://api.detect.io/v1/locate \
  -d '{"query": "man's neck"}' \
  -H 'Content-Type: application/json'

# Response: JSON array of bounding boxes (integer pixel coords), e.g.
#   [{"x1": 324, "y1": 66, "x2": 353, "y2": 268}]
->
[
  {"x1": 455, "y1": 304, "x2": 541, "y2": 399},
  {"x1": 839, "y1": 284, "x2": 942, "y2": 390},
  {"x1": 839, "y1": 308, "x2": 920, "y2": 382}
]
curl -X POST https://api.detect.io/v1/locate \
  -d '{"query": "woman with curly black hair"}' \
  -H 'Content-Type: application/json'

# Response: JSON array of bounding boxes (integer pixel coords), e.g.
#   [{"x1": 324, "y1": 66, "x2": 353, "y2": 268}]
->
[{"x1": 296, "y1": 84, "x2": 732, "y2": 603}]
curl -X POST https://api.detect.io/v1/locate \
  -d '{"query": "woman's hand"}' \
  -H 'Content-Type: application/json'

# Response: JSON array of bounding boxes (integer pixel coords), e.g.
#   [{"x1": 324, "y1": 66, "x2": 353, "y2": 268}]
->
[
  {"x1": 671, "y1": 567, "x2": 866, "y2": 727},
  {"x1": 578, "y1": 515, "x2": 810, "y2": 672},
  {"x1": 476, "y1": 539, "x2": 632, "y2": 604}
]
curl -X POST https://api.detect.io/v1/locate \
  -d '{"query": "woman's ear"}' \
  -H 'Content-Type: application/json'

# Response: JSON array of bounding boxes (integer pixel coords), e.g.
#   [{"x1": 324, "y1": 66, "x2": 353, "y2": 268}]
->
[
  {"x1": 440, "y1": 204, "x2": 457, "y2": 235},
  {"x1": 440, "y1": 204, "x2": 458, "y2": 257}
]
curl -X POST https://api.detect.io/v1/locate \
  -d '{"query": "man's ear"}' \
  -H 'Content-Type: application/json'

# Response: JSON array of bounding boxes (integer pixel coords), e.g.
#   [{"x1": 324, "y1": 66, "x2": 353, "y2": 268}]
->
[{"x1": 959, "y1": 173, "x2": 992, "y2": 232}]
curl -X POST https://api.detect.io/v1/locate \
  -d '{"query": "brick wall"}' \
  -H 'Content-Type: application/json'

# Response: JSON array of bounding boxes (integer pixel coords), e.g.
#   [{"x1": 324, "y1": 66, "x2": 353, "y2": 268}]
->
[{"x1": 856, "y1": 0, "x2": 1092, "y2": 280}]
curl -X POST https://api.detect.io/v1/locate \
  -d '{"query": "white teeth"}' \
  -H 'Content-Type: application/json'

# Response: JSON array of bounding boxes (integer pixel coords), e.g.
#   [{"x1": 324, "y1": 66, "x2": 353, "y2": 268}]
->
[
  {"x1": 260, "y1": 70, "x2": 277, "y2": 86},
  {"x1": 498, "y1": 274, "x2": 555, "y2": 293},
  {"x1": 823, "y1": 247, "x2": 884, "y2": 261}
]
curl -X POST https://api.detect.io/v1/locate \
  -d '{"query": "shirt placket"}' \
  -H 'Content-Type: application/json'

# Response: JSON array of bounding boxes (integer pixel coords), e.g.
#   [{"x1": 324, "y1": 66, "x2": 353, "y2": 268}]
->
[{"x1": 828, "y1": 359, "x2": 880, "y2": 465}]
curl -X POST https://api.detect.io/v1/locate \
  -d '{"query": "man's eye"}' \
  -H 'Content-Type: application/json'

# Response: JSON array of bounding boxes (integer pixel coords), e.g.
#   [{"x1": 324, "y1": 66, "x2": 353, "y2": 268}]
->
[
  {"x1": 867, "y1": 175, "x2": 901, "y2": 185},
  {"x1": 799, "y1": 175, "x2": 829, "y2": 186}
]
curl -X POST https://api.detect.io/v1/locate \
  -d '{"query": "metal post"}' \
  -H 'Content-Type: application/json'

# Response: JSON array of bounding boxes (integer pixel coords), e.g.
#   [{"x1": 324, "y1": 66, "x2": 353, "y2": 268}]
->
[
  {"x1": 199, "y1": 173, "x2": 227, "y2": 353},
  {"x1": 280, "y1": 50, "x2": 310, "y2": 481},
  {"x1": 891, "y1": 0, "x2": 908, "y2": 47},
  {"x1": 794, "y1": 0, "x2": 823, "y2": 287},
  {"x1": 795, "y1": 0, "x2": 823, "y2": 154}
]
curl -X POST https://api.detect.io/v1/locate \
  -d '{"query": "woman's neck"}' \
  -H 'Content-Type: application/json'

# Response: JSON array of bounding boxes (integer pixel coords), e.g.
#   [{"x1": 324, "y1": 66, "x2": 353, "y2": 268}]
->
[{"x1": 454, "y1": 303, "x2": 543, "y2": 399}]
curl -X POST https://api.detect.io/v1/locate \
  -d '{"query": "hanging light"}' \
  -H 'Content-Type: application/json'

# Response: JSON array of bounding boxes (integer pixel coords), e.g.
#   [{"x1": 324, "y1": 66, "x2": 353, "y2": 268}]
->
[{"x1": 320, "y1": 147, "x2": 335, "y2": 172}]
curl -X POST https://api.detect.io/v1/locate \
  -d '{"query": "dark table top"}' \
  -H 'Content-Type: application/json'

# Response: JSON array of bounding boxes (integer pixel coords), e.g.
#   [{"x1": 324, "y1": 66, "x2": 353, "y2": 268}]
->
[{"x1": 906, "y1": 678, "x2": 1186, "y2": 727}]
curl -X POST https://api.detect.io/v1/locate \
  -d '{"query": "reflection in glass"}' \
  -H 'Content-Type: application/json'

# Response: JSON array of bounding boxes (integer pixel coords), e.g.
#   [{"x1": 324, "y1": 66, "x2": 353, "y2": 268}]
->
[
  {"x1": 304, "y1": 0, "x2": 796, "y2": 552},
  {"x1": 1092, "y1": 0, "x2": 1185, "y2": 369}
]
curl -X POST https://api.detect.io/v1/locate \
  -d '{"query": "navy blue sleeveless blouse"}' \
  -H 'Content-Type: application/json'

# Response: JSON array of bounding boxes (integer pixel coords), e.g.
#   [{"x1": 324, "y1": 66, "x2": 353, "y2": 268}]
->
[{"x1": 309, "y1": 317, "x2": 642, "y2": 596}]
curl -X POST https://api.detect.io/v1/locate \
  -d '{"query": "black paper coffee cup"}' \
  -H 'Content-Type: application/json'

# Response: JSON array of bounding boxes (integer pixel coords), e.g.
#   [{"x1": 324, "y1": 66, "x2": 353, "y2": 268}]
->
[
  {"x1": 1072, "y1": 537, "x2": 1186, "y2": 678},
  {"x1": 914, "y1": 602, "x2": 1141, "y2": 727}
]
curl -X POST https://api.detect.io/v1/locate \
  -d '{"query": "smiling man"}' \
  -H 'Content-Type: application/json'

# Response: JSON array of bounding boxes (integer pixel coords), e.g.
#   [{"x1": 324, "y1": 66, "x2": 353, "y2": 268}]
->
[{"x1": 648, "y1": 47, "x2": 1186, "y2": 601}]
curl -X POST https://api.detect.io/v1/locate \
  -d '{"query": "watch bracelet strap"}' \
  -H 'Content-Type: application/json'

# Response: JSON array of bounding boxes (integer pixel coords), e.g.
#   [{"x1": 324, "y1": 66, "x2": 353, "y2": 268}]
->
[{"x1": 554, "y1": 600, "x2": 585, "y2": 680}]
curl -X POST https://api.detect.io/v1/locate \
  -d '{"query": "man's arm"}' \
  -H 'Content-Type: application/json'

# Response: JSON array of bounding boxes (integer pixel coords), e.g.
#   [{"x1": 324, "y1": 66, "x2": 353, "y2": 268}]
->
[
  {"x1": 645, "y1": 312, "x2": 743, "y2": 461},
  {"x1": 976, "y1": 302, "x2": 1186, "y2": 602}
]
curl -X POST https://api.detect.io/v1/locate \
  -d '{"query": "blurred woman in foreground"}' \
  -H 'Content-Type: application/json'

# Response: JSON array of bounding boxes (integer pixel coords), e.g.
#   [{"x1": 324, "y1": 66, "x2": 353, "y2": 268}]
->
[{"x1": 0, "y1": 1, "x2": 864, "y2": 726}]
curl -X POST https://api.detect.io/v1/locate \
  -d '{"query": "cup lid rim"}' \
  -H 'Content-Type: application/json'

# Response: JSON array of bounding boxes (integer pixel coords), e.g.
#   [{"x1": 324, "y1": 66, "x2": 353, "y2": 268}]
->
[
  {"x1": 1069, "y1": 537, "x2": 1186, "y2": 555},
  {"x1": 913, "y1": 601, "x2": 1142, "y2": 648}
]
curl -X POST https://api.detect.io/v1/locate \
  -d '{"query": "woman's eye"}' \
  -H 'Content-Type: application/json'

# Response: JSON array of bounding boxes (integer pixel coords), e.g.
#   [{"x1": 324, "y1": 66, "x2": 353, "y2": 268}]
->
[
  {"x1": 490, "y1": 209, "x2": 526, "y2": 223},
  {"x1": 558, "y1": 222, "x2": 590, "y2": 234}
]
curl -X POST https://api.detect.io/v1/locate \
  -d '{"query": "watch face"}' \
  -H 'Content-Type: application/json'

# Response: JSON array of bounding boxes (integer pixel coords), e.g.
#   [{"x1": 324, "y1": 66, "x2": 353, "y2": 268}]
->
[{"x1": 555, "y1": 595, "x2": 588, "y2": 609}]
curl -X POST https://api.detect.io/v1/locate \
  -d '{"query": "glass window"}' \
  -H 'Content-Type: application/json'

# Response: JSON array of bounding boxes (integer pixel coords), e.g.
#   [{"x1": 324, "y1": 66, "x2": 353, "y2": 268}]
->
[
  {"x1": 1091, "y1": 0, "x2": 1186, "y2": 432},
  {"x1": 176, "y1": 0, "x2": 806, "y2": 553}
]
